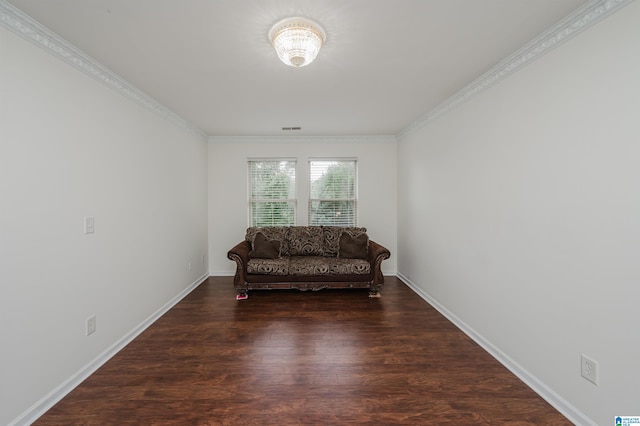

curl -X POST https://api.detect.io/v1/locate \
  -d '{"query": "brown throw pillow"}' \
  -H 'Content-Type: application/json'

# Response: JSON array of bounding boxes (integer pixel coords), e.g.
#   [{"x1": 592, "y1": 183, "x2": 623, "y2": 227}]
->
[
  {"x1": 338, "y1": 232, "x2": 369, "y2": 259},
  {"x1": 249, "y1": 232, "x2": 281, "y2": 259}
]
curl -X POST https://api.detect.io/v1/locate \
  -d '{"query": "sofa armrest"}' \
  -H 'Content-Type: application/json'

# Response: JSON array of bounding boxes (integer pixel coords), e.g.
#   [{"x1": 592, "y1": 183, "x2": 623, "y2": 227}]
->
[
  {"x1": 368, "y1": 240, "x2": 390, "y2": 262},
  {"x1": 228, "y1": 240, "x2": 250, "y2": 266},
  {"x1": 228, "y1": 240, "x2": 251, "y2": 290},
  {"x1": 368, "y1": 240, "x2": 391, "y2": 288}
]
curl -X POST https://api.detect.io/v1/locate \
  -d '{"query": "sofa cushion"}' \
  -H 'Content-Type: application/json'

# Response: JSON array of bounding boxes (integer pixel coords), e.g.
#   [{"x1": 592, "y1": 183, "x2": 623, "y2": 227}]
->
[
  {"x1": 329, "y1": 258, "x2": 371, "y2": 275},
  {"x1": 287, "y1": 256, "x2": 371, "y2": 276},
  {"x1": 338, "y1": 232, "x2": 369, "y2": 259},
  {"x1": 287, "y1": 226, "x2": 324, "y2": 256},
  {"x1": 289, "y1": 256, "x2": 330, "y2": 275},
  {"x1": 249, "y1": 232, "x2": 280, "y2": 259},
  {"x1": 247, "y1": 257, "x2": 289, "y2": 275}
]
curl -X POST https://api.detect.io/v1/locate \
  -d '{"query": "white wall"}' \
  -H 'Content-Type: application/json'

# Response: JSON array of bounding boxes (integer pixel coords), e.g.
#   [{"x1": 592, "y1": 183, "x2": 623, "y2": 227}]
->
[
  {"x1": 0, "y1": 27, "x2": 208, "y2": 425},
  {"x1": 208, "y1": 136, "x2": 397, "y2": 276},
  {"x1": 397, "y1": 3, "x2": 640, "y2": 425}
]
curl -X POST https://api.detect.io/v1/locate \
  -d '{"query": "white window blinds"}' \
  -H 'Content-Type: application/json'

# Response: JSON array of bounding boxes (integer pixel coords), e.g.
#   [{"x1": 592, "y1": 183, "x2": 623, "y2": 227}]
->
[
  {"x1": 309, "y1": 160, "x2": 357, "y2": 226},
  {"x1": 248, "y1": 160, "x2": 296, "y2": 226}
]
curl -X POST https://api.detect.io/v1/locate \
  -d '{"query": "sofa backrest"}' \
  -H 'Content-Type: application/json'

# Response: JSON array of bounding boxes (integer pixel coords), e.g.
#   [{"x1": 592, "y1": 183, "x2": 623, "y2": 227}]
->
[{"x1": 245, "y1": 226, "x2": 368, "y2": 257}]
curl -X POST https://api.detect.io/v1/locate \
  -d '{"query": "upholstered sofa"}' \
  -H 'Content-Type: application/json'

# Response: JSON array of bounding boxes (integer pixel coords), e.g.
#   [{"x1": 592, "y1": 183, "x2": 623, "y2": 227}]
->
[{"x1": 227, "y1": 226, "x2": 390, "y2": 298}]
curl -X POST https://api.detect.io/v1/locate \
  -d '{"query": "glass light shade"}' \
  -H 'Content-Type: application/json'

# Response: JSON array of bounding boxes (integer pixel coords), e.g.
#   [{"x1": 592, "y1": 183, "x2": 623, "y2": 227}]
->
[{"x1": 269, "y1": 17, "x2": 326, "y2": 67}]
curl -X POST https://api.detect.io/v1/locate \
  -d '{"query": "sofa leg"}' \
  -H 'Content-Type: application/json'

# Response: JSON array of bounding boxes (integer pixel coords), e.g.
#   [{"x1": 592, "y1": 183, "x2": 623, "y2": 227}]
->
[
  {"x1": 236, "y1": 288, "x2": 248, "y2": 300},
  {"x1": 368, "y1": 290, "x2": 381, "y2": 298}
]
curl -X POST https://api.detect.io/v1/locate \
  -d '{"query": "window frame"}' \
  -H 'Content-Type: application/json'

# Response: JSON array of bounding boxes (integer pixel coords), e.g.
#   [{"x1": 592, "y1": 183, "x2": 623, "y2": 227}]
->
[
  {"x1": 247, "y1": 159, "x2": 297, "y2": 227},
  {"x1": 308, "y1": 158, "x2": 358, "y2": 227}
]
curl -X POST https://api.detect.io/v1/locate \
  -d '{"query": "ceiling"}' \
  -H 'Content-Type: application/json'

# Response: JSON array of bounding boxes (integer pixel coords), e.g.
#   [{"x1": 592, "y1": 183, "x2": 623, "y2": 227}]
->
[{"x1": 7, "y1": 0, "x2": 586, "y2": 136}]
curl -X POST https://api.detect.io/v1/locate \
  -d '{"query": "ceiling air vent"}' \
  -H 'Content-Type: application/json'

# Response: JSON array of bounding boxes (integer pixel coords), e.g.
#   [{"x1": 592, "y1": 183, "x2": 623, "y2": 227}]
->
[{"x1": 282, "y1": 127, "x2": 302, "y2": 131}]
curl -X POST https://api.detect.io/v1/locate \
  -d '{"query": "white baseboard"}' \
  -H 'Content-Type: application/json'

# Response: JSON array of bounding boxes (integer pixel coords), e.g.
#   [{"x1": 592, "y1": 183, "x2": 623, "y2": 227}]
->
[
  {"x1": 395, "y1": 272, "x2": 594, "y2": 426},
  {"x1": 209, "y1": 270, "x2": 235, "y2": 276},
  {"x1": 10, "y1": 273, "x2": 209, "y2": 426}
]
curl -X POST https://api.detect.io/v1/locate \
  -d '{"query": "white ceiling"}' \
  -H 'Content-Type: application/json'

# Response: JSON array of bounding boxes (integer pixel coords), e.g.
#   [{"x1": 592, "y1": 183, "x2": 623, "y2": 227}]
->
[{"x1": 7, "y1": 0, "x2": 586, "y2": 136}]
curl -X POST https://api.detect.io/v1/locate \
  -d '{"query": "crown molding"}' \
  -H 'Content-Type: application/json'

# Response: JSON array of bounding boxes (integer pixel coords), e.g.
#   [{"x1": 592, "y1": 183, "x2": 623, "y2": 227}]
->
[
  {"x1": 3, "y1": 0, "x2": 631, "y2": 141},
  {"x1": 0, "y1": 0, "x2": 207, "y2": 139},
  {"x1": 209, "y1": 135, "x2": 397, "y2": 144},
  {"x1": 398, "y1": 0, "x2": 634, "y2": 138}
]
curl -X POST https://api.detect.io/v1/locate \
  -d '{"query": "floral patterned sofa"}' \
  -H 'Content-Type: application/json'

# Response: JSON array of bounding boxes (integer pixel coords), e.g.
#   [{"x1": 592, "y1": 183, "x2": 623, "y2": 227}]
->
[{"x1": 227, "y1": 226, "x2": 390, "y2": 298}]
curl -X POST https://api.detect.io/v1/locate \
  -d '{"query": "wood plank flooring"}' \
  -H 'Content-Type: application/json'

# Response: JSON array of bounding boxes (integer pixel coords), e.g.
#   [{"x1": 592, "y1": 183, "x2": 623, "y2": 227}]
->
[{"x1": 35, "y1": 276, "x2": 571, "y2": 425}]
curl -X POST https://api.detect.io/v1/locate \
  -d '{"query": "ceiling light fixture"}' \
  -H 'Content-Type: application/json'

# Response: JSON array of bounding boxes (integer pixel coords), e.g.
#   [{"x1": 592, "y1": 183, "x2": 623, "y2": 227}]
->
[{"x1": 269, "y1": 17, "x2": 326, "y2": 68}]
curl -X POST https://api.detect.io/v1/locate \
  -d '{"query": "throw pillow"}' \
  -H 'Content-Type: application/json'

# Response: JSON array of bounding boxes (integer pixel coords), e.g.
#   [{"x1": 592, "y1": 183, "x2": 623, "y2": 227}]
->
[
  {"x1": 322, "y1": 226, "x2": 368, "y2": 256},
  {"x1": 249, "y1": 232, "x2": 281, "y2": 259},
  {"x1": 338, "y1": 232, "x2": 369, "y2": 259}
]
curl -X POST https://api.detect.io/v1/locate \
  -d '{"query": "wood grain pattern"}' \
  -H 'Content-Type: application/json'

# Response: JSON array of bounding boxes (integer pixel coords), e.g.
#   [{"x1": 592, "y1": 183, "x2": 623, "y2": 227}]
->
[{"x1": 34, "y1": 276, "x2": 570, "y2": 425}]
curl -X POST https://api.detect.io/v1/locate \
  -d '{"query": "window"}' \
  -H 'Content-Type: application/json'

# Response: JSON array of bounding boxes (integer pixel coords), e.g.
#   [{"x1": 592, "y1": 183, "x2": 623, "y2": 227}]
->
[
  {"x1": 248, "y1": 160, "x2": 296, "y2": 226},
  {"x1": 309, "y1": 160, "x2": 357, "y2": 226}
]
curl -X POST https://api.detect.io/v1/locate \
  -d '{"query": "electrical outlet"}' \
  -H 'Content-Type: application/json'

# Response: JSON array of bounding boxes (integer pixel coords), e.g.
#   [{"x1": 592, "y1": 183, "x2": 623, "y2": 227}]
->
[
  {"x1": 201, "y1": 253, "x2": 205, "y2": 264},
  {"x1": 188, "y1": 261, "x2": 192, "y2": 271},
  {"x1": 581, "y1": 354, "x2": 598, "y2": 385},
  {"x1": 86, "y1": 315, "x2": 96, "y2": 336}
]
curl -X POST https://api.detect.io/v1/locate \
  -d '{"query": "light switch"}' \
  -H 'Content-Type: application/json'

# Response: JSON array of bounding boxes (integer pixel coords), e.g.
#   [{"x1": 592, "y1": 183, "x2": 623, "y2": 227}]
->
[{"x1": 84, "y1": 216, "x2": 95, "y2": 234}]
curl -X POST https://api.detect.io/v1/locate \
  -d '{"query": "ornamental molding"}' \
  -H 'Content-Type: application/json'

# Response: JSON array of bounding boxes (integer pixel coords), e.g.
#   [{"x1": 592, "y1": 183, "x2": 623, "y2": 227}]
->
[
  {"x1": 0, "y1": 0, "x2": 207, "y2": 139},
  {"x1": 398, "y1": 0, "x2": 634, "y2": 138},
  {"x1": 2, "y1": 0, "x2": 632, "y2": 140}
]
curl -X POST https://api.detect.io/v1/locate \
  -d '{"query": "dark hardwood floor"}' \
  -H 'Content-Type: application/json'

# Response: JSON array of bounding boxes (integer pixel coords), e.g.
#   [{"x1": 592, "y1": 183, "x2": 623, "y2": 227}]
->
[{"x1": 35, "y1": 276, "x2": 570, "y2": 425}]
